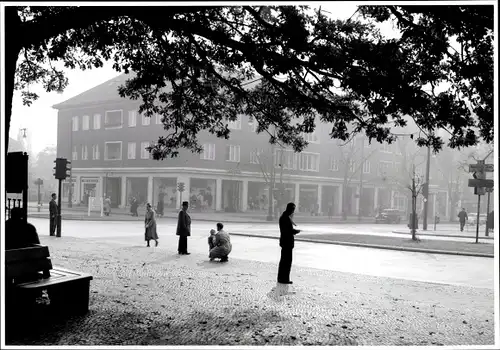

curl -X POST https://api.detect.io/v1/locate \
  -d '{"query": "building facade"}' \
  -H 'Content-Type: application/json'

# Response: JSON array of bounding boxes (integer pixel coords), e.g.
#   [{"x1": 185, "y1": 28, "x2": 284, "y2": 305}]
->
[{"x1": 54, "y1": 74, "x2": 452, "y2": 219}]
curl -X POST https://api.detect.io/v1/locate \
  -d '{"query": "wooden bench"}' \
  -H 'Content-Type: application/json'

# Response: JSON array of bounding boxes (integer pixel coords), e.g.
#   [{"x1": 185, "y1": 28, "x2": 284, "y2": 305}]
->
[{"x1": 5, "y1": 244, "x2": 93, "y2": 320}]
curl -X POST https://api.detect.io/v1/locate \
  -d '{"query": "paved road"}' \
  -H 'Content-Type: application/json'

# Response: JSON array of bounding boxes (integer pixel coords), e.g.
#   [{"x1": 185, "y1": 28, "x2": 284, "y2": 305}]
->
[{"x1": 30, "y1": 218, "x2": 495, "y2": 289}]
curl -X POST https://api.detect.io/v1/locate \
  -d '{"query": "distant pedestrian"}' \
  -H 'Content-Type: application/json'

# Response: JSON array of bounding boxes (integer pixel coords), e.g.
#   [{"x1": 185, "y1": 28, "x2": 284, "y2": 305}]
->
[
  {"x1": 209, "y1": 223, "x2": 232, "y2": 262},
  {"x1": 176, "y1": 201, "x2": 191, "y2": 255},
  {"x1": 49, "y1": 193, "x2": 58, "y2": 236},
  {"x1": 457, "y1": 208, "x2": 468, "y2": 232},
  {"x1": 144, "y1": 203, "x2": 158, "y2": 247},
  {"x1": 103, "y1": 196, "x2": 111, "y2": 216},
  {"x1": 157, "y1": 191, "x2": 165, "y2": 217},
  {"x1": 130, "y1": 197, "x2": 139, "y2": 217},
  {"x1": 277, "y1": 202, "x2": 301, "y2": 284},
  {"x1": 328, "y1": 204, "x2": 333, "y2": 220}
]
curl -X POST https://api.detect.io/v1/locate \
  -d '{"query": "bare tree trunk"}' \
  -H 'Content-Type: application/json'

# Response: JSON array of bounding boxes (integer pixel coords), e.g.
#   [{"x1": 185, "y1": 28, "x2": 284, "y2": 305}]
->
[
  {"x1": 411, "y1": 165, "x2": 417, "y2": 241},
  {"x1": 341, "y1": 181, "x2": 348, "y2": 220},
  {"x1": 5, "y1": 8, "x2": 22, "y2": 155},
  {"x1": 267, "y1": 169, "x2": 274, "y2": 221}
]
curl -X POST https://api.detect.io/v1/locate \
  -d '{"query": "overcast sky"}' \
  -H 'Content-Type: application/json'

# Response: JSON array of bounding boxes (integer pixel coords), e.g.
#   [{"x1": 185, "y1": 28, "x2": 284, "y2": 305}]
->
[{"x1": 9, "y1": 3, "x2": 399, "y2": 154}]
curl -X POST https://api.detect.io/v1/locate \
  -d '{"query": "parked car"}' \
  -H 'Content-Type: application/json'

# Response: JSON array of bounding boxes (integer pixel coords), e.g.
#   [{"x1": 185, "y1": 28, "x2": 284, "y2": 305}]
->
[
  {"x1": 468, "y1": 213, "x2": 487, "y2": 226},
  {"x1": 375, "y1": 209, "x2": 403, "y2": 224}
]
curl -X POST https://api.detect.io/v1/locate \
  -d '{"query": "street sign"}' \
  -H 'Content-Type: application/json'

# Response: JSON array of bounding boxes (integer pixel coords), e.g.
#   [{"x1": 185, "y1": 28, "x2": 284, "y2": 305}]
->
[
  {"x1": 468, "y1": 179, "x2": 494, "y2": 188},
  {"x1": 469, "y1": 164, "x2": 494, "y2": 172}
]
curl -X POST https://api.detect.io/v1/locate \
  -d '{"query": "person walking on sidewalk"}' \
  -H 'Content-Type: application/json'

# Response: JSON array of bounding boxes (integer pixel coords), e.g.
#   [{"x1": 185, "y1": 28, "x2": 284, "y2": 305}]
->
[
  {"x1": 277, "y1": 202, "x2": 301, "y2": 284},
  {"x1": 209, "y1": 222, "x2": 232, "y2": 262},
  {"x1": 103, "y1": 196, "x2": 112, "y2": 216},
  {"x1": 130, "y1": 197, "x2": 139, "y2": 217},
  {"x1": 49, "y1": 193, "x2": 58, "y2": 236},
  {"x1": 458, "y1": 208, "x2": 468, "y2": 232},
  {"x1": 176, "y1": 201, "x2": 191, "y2": 255},
  {"x1": 144, "y1": 203, "x2": 159, "y2": 247}
]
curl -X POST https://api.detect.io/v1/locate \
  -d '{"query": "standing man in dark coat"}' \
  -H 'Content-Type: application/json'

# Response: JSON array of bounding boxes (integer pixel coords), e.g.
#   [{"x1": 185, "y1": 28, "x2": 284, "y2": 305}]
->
[
  {"x1": 49, "y1": 193, "x2": 58, "y2": 236},
  {"x1": 457, "y1": 208, "x2": 468, "y2": 232},
  {"x1": 277, "y1": 202, "x2": 301, "y2": 284},
  {"x1": 176, "y1": 201, "x2": 191, "y2": 255}
]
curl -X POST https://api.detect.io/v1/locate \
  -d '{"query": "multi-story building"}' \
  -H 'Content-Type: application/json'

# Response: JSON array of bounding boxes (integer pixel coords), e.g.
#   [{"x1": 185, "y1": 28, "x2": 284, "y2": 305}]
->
[{"x1": 53, "y1": 73, "x2": 452, "y2": 219}]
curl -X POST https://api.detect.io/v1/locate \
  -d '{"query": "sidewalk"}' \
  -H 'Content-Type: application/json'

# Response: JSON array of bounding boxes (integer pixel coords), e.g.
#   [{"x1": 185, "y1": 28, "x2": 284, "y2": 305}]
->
[{"x1": 6, "y1": 235, "x2": 495, "y2": 346}]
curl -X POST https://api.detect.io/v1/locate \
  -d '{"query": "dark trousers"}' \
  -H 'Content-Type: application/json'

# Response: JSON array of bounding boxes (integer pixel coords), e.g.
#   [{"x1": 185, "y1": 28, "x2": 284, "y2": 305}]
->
[
  {"x1": 460, "y1": 221, "x2": 465, "y2": 231},
  {"x1": 178, "y1": 236, "x2": 188, "y2": 253},
  {"x1": 49, "y1": 217, "x2": 57, "y2": 236},
  {"x1": 277, "y1": 247, "x2": 293, "y2": 283}
]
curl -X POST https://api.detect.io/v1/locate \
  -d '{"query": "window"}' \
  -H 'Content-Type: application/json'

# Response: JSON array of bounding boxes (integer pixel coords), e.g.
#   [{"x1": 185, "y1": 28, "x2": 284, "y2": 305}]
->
[
  {"x1": 72, "y1": 145, "x2": 78, "y2": 160},
  {"x1": 275, "y1": 149, "x2": 297, "y2": 169},
  {"x1": 128, "y1": 110, "x2": 137, "y2": 127},
  {"x1": 141, "y1": 142, "x2": 151, "y2": 159},
  {"x1": 394, "y1": 162, "x2": 401, "y2": 173},
  {"x1": 349, "y1": 160, "x2": 356, "y2": 173},
  {"x1": 379, "y1": 161, "x2": 392, "y2": 175},
  {"x1": 302, "y1": 131, "x2": 319, "y2": 143},
  {"x1": 363, "y1": 160, "x2": 371, "y2": 174},
  {"x1": 382, "y1": 142, "x2": 393, "y2": 153},
  {"x1": 227, "y1": 115, "x2": 242, "y2": 130},
  {"x1": 225, "y1": 144, "x2": 240, "y2": 162},
  {"x1": 104, "y1": 110, "x2": 123, "y2": 129},
  {"x1": 200, "y1": 143, "x2": 215, "y2": 160},
  {"x1": 81, "y1": 145, "x2": 88, "y2": 160},
  {"x1": 92, "y1": 144, "x2": 100, "y2": 160},
  {"x1": 395, "y1": 140, "x2": 402, "y2": 155},
  {"x1": 156, "y1": 113, "x2": 162, "y2": 125},
  {"x1": 128, "y1": 142, "x2": 136, "y2": 159},
  {"x1": 141, "y1": 113, "x2": 150, "y2": 126},
  {"x1": 329, "y1": 156, "x2": 338, "y2": 171},
  {"x1": 249, "y1": 117, "x2": 258, "y2": 132},
  {"x1": 72, "y1": 116, "x2": 79, "y2": 131},
  {"x1": 93, "y1": 114, "x2": 101, "y2": 129},
  {"x1": 298, "y1": 152, "x2": 319, "y2": 172},
  {"x1": 249, "y1": 149, "x2": 263, "y2": 164},
  {"x1": 104, "y1": 141, "x2": 122, "y2": 160},
  {"x1": 82, "y1": 115, "x2": 90, "y2": 130}
]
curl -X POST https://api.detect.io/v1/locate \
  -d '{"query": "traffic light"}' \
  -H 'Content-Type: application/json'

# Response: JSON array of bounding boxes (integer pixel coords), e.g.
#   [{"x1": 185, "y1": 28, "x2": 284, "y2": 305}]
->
[
  {"x1": 66, "y1": 160, "x2": 72, "y2": 179},
  {"x1": 177, "y1": 182, "x2": 185, "y2": 192},
  {"x1": 54, "y1": 158, "x2": 70, "y2": 180}
]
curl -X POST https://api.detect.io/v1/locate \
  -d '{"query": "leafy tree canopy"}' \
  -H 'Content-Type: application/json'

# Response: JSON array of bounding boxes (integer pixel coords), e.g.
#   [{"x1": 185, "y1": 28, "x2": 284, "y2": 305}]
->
[{"x1": 5, "y1": 5, "x2": 493, "y2": 158}]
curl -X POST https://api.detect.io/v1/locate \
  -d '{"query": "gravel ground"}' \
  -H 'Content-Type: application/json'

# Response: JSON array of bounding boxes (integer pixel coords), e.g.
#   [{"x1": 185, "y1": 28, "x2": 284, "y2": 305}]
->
[{"x1": 5, "y1": 235, "x2": 496, "y2": 346}]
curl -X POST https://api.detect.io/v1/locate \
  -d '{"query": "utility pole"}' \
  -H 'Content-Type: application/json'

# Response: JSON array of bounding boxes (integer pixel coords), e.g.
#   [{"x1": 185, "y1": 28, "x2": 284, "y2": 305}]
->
[
  {"x1": 57, "y1": 179, "x2": 62, "y2": 237},
  {"x1": 422, "y1": 146, "x2": 431, "y2": 230},
  {"x1": 484, "y1": 188, "x2": 492, "y2": 236}
]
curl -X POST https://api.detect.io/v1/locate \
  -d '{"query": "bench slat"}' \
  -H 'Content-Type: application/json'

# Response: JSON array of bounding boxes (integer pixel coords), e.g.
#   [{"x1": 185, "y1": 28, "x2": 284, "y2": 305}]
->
[
  {"x1": 6, "y1": 245, "x2": 50, "y2": 263},
  {"x1": 6, "y1": 258, "x2": 53, "y2": 278},
  {"x1": 16, "y1": 267, "x2": 92, "y2": 289}
]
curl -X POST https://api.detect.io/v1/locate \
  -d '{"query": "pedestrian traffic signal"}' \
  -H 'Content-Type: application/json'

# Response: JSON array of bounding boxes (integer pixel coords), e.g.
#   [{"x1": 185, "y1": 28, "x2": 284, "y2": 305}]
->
[{"x1": 54, "y1": 158, "x2": 70, "y2": 180}]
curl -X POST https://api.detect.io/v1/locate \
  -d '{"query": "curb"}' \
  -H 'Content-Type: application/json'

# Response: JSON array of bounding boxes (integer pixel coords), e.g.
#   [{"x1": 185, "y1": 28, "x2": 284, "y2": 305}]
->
[
  {"x1": 228, "y1": 232, "x2": 495, "y2": 258},
  {"x1": 392, "y1": 230, "x2": 495, "y2": 241}
]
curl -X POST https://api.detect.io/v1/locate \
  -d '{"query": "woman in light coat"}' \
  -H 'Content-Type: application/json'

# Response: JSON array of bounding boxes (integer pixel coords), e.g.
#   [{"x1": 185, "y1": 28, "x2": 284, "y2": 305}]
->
[
  {"x1": 144, "y1": 203, "x2": 158, "y2": 247},
  {"x1": 209, "y1": 222, "x2": 232, "y2": 262}
]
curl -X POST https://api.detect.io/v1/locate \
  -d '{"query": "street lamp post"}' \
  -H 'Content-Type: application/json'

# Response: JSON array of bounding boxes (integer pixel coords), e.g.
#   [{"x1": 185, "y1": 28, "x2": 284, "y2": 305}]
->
[{"x1": 68, "y1": 121, "x2": 73, "y2": 207}]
